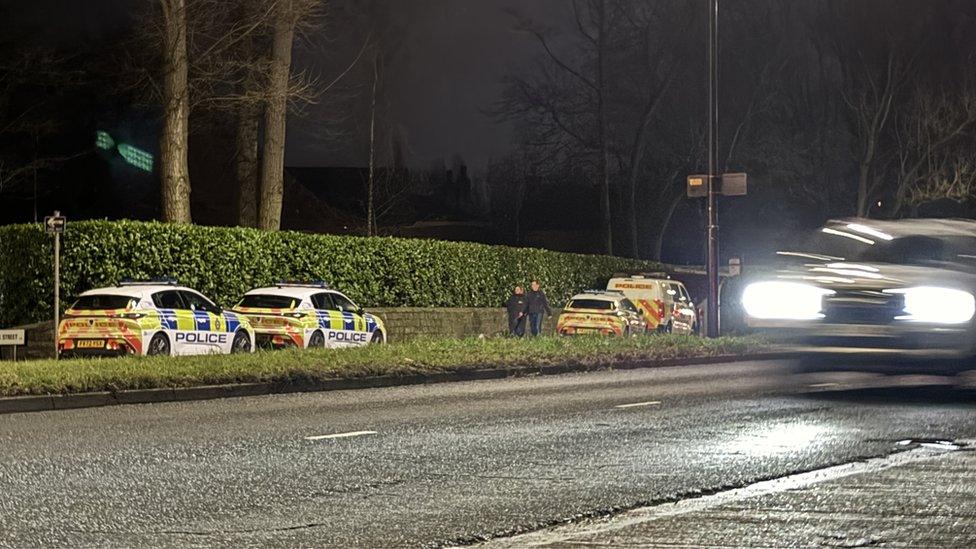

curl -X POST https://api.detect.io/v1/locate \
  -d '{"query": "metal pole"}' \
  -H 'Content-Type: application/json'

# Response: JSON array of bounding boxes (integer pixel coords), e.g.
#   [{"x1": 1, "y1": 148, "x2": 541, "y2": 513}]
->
[
  {"x1": 706, "y1": 0, "x2": 720, "y2": 337},
  {"x1": 53, "y1": 210, "x2": 60, "y2": 360}
]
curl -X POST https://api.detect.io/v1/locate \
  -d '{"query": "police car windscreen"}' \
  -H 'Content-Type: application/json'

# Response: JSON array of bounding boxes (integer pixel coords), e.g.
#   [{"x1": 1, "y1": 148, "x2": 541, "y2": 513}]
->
[
  {"x1": 72, "y1": 295, "x2": 136, "y2": 310},
  {"x1": 239, "y1": 294, "x2": 299, "y2": 309},
  {"x1": 568, "y1": 299, "x2": 614, "y2": 310}
]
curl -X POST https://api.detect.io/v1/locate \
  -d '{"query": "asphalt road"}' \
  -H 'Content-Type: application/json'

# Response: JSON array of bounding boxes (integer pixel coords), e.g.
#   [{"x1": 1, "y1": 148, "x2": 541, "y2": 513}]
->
[{"x1": 1, "y1": 359, "x2": 975, "y2": 548}]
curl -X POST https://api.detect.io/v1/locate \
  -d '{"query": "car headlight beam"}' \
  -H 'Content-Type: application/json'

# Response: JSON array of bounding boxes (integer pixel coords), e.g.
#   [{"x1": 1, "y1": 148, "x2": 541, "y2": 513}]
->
[
  {"x1": 742, "y1": 281, "x2": 834, "y2": 320},
  {"x1": 885, "y1": 286, "x2": 975, "y2": 324}
]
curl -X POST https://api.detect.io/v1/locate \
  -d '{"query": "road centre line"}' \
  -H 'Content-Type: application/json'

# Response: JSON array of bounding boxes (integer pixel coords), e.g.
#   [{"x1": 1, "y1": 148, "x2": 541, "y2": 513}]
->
[
  {"x1": 305, "y1": 430, "x2": 377, "y2": 441},
  {"x1": 614, "y1": 401, "x2": 661, "y2": 409}
]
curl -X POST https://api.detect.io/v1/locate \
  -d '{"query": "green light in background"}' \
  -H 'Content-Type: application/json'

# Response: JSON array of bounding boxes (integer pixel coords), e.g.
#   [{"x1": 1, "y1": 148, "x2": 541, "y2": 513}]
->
[
  {"x1": 96, "y1": 130, "x2": 114, "y2": 150},
  {"x1": 96, "y1": 129, "x2": 155, "y2": 172}
]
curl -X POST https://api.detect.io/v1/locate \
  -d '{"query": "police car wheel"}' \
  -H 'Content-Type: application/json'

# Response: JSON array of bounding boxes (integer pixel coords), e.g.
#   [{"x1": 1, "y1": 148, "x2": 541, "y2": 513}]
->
[
  {"x1": 146, "y1": 333, "x2": 171, "y2": 356},
  {"x1": 308, "y1": 330, "x2": 325, "y2": 348},
  {"x1": 231, "y1": 330, "x2": 251, "y2": 354},
  {"x1": 371, "y1": 331, "x2": 384, "y2": 344}
]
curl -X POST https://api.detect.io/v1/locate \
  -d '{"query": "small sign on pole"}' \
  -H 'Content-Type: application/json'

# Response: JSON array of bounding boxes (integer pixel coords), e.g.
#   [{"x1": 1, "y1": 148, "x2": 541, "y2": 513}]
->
[
  {"x1": 45, "y1": 211, "x2": 66, "y2": 359},
  {"x1": 729, "y1": 257, "x2": 742, "y2": 276},
  {"x1": 720, "y1": 172, "x2": 747, "y2": 196},
  {"x1": 44, "y1": 214, "x2": 66, "y2": 234},
  {"x1": 687, "y1": 175, "x2": 709, "y2": 198}
]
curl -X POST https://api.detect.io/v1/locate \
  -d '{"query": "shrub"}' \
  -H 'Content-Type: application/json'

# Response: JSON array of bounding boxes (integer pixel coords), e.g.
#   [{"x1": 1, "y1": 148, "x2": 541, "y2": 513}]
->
[{"x1": 0, "y1": 220, "x2": 661, "y2": 327}]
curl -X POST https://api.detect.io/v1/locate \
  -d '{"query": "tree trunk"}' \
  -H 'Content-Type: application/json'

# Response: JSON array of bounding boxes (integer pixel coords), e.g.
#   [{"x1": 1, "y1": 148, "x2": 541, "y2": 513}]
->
[
  {"x1": 235, "y1": 106, "x2": 260, "y2": 227},
  {"x1": 258, "y1": 0, "x2": 297, "y2": 231},
  {"x1": 366, "y1": 53, "x2": 379, "y2": 236},
  {"x1": 856, "y1": 141, "x2": 874, "y2": 217},
  {"x1": 596, "y1": 0, "x2": 613, "y2": 256},
  {"x1": 651, "y1": 193, "x2": 683, "y2": 261},
  {"x1": 159, "y1": 0, "x2": 192, "y2": 223}
]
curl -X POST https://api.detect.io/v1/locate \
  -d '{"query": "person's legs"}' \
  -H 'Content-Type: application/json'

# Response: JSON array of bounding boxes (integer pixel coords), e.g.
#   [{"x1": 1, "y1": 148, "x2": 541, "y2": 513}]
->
[
  {"x1": 508, "y1": 314, "x2": 518, "y2": 336},
  {"x1": 529, "y1": 313, "x2": 543, "y2": 336},
  {"x1": 514, "y1": 315, "x2": 526, "y2": 337}
]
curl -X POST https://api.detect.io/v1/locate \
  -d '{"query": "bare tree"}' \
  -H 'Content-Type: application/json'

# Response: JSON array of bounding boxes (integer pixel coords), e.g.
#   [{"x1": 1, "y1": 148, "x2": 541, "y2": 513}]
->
[
  {"x1": 496, "y1": 0, "x2": 618, "y2": 255},
  {"x1": 257, "y1": 0, "x2": 322, "y2": 231},
  {"x1": 365, "y1": 51, "x2": 380, "y2": 235},
  {"x1": 158, "y1": 0, "x2": 193, "y2": 223},
  {"x1": 892, "y1": 81, "x2": 976, "y2": 214}
]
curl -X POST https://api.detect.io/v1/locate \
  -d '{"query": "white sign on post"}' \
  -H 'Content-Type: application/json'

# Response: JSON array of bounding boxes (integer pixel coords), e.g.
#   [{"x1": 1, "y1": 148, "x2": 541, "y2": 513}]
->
[{"x1": 0, "y1": 330, "x2": 25, "y2": 346}]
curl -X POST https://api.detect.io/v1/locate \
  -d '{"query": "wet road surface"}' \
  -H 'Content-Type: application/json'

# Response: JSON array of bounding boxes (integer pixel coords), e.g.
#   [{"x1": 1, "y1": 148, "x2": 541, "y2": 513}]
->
[{"x1": 0, "y1": 359, "x2": 974, "y2": 547}]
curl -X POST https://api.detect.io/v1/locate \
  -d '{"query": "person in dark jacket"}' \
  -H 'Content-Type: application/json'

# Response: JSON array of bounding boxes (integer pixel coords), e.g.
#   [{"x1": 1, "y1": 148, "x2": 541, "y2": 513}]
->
[
  {"x1": 526, "y1": 280, "x2": 552, "y2": 336},
  {"x1": 505, "y1": 286, "x2": 528, "y2": 337}
]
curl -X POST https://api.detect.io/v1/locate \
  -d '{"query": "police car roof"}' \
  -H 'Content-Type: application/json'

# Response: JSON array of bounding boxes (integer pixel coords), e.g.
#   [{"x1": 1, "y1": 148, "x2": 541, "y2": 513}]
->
[
  {"x1": 245, "y1": 286, "x2": 336, "y2": 300},
  {"x1": 79, "y1": 285, "x2": 197, "y2": 299}
]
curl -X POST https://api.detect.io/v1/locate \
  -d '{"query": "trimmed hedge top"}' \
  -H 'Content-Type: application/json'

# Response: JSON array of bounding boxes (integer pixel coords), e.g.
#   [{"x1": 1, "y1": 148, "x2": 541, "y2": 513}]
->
[{"x1": 0, "y1": 220, "x2": 660, "y2": 327}]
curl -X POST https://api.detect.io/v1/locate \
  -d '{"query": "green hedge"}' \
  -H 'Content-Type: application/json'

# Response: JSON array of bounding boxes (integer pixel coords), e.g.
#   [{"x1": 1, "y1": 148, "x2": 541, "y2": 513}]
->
[{"x1": 0, "y1": 220, "x2": 660, "y2": 327}]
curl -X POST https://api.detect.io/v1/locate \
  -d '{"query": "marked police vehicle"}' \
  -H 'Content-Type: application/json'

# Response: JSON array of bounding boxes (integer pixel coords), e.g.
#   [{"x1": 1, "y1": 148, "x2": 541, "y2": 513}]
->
[
  {"x1": 556, "y1": 290, "x2": 648, "y2": 337},
  {"x1": 233, "y1": 281, "x2": 387, "y2": 349},
  {"x1": 742, "y1": 218, "x2": 976, "y2": 359},
  {"x1": 608, "y1": 274, "x2": 698, "y2": 334},
  {"x1": 58, "y1": 279, "x2": 254, "y2": 357}
]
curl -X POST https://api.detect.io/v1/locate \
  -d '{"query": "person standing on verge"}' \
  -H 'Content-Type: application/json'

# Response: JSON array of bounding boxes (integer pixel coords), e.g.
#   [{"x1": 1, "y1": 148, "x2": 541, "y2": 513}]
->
[
  {"x1": 526, "y1": 280, "x2": 552, "y2": 336},
  {"x1": 505, "y1": 286, "x2": 528, "y2": 337}
]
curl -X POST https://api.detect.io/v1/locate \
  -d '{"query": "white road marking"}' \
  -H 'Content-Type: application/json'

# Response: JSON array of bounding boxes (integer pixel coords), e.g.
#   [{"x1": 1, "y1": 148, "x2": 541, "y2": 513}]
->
[
  {"x1": 808, "y1": 382, "x2": 840, "y2": 388},
  {"x1": 305, "y1": 430, "x2": 377, "y2": 441},
  {"x1": 469, "y1": 441, "x2": 968, "y2": 548},
  {"x1": 614, "y1": 400, "x2": 661, "y2": 409}
]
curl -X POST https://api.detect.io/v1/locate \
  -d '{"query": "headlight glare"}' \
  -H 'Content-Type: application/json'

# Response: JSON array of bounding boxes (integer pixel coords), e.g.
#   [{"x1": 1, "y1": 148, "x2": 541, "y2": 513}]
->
[
  {"x1": 742, "y1": 281, "x2": 834, "y2": 320},
  {"x1": 885, "y1": 286, "x2": 975, "y2": 324}
]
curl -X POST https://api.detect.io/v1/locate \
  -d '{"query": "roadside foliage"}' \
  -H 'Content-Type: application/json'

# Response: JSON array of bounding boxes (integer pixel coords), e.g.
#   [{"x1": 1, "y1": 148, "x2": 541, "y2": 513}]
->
[{"x1": 0, "y1": 220, "x2": 660, "y2": 327}]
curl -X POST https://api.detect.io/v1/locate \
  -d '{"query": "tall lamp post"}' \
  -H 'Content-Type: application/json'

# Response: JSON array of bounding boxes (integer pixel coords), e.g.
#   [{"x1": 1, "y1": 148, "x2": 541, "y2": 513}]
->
[{"x1": 706, "y1": 0, "x2": 720, "y2": 337}]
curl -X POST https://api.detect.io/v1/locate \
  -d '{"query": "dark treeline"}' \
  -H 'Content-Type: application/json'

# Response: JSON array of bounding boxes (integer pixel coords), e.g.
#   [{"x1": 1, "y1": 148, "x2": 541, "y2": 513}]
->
[
  {"x1": 491, "y1": 0, "x2": 976, "y2": 261},
  {"x1": 1, "y1": 0, "x2": 975, "y2": 264}
]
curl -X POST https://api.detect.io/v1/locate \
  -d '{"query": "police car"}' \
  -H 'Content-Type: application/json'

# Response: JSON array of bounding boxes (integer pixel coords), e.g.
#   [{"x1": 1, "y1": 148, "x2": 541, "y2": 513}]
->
[
  {"x1": 556, "y1": 290, "x2": 648, "y2": 337},
  {"x1": 232, "y1": 282, "x2": 387, "y2": 349},
  {"x1": 58, "y1": 279, "x2": 254, "y2": 357}
]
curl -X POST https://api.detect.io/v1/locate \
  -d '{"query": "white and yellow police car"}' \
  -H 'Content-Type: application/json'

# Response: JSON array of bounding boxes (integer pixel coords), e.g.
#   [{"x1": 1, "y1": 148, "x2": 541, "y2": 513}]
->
[
  {"x1": 232, "y1": 282, "x2": 387, "y2": 349},
  {"x1": 58, "y1": 279, "x2": 254, "y2": 357}
]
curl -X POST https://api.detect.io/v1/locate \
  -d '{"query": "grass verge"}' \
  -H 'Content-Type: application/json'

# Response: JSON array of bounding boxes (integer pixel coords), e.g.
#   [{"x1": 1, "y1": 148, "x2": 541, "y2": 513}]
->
[{"x1": 0, "y1": 335, "x2": 768, "y2": 397}]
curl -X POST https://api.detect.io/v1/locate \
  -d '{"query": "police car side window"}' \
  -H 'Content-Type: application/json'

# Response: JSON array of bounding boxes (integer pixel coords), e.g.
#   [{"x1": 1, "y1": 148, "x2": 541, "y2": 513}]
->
[
  {"x1": 312, "y1": 293, "x2": 336, "y2": 310},
  {"x1": 331, "y1": 294, "x2": 357, "y2": 313},
  {"x1": 180, "y1": 291, "x2": 220, "y2": 314},
  {"x1": 153, "y1": 290, "x2": 186, "y2": 310}
]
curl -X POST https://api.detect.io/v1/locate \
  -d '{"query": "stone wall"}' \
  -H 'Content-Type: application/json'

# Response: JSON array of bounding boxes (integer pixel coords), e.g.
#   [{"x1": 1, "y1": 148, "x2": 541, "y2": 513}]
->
[
  {"x1": 2, "y1": 309, "x2": 564, "y2": 360},
  {"x1": 370, "y1": 308, "x2": 561, "y2": 342}
]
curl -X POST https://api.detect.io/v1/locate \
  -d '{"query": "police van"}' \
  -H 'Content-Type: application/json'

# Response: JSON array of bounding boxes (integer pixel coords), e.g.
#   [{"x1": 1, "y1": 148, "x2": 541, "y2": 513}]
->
[
  {"x1": 607, "y1": 274, "x2": 698, "y2": 334},
  {"x1": 58, "y1": 279, "x2": 254, "y2": 357},
  {"x1": 233, "y1": 282, "x2": 387, "y2": 349}
]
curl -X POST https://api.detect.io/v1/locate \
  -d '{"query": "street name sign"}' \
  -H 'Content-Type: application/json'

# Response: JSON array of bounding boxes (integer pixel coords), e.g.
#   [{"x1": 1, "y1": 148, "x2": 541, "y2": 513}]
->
[{"x1": 0, "y1": 330, "x2": 25, "y2": 346}]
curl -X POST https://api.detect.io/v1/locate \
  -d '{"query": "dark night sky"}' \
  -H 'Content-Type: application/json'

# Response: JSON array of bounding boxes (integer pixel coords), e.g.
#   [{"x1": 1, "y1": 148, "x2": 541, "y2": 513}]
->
[
  {"x1": 3, "y1": 0, "x2": 563, "y2": 170},
  {"x1": 290, "y1": 0, "x2": 565, "y2": 169}
]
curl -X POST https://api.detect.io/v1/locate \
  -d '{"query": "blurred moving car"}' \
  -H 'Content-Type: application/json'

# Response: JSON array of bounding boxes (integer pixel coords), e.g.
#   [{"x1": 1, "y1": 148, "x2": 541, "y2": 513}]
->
[
  {"x1": 607, "y1": 274, "x2": 698, "y2": 334},
  {"x1": 742, "y1": 218, "x2": 976, "y2": 358},
  {"x1": 556, "y1": 290, "x2": 648, "y2": 336},
  {"x1": 58, "y1": 279, "x2": 254, "y2": 357},
  {"x1": 233, "y1": 281, "x2": 386, "y2": 349}
]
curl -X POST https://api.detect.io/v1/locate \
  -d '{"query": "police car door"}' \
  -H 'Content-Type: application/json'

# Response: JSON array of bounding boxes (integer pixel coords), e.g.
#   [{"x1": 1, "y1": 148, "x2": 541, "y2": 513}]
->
[
  {"x1": 179, "y1": 290, "x2": 229, "y2": 354},
  {"x1": 329, "y1": 293, "x2": 370, "y2": 347},
  {"x1": 152, "y1": 290, "x2": 192, "y2": 355}
]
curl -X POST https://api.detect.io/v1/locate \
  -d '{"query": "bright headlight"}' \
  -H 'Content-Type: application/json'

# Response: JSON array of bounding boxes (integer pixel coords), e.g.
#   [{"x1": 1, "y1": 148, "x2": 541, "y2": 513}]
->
[
  {"x1": 742, "y1": 281, "x2": 834, "y2": 320},
  {"x1": 885, "y1": 286, "x2": 975, "y2": 324}
]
